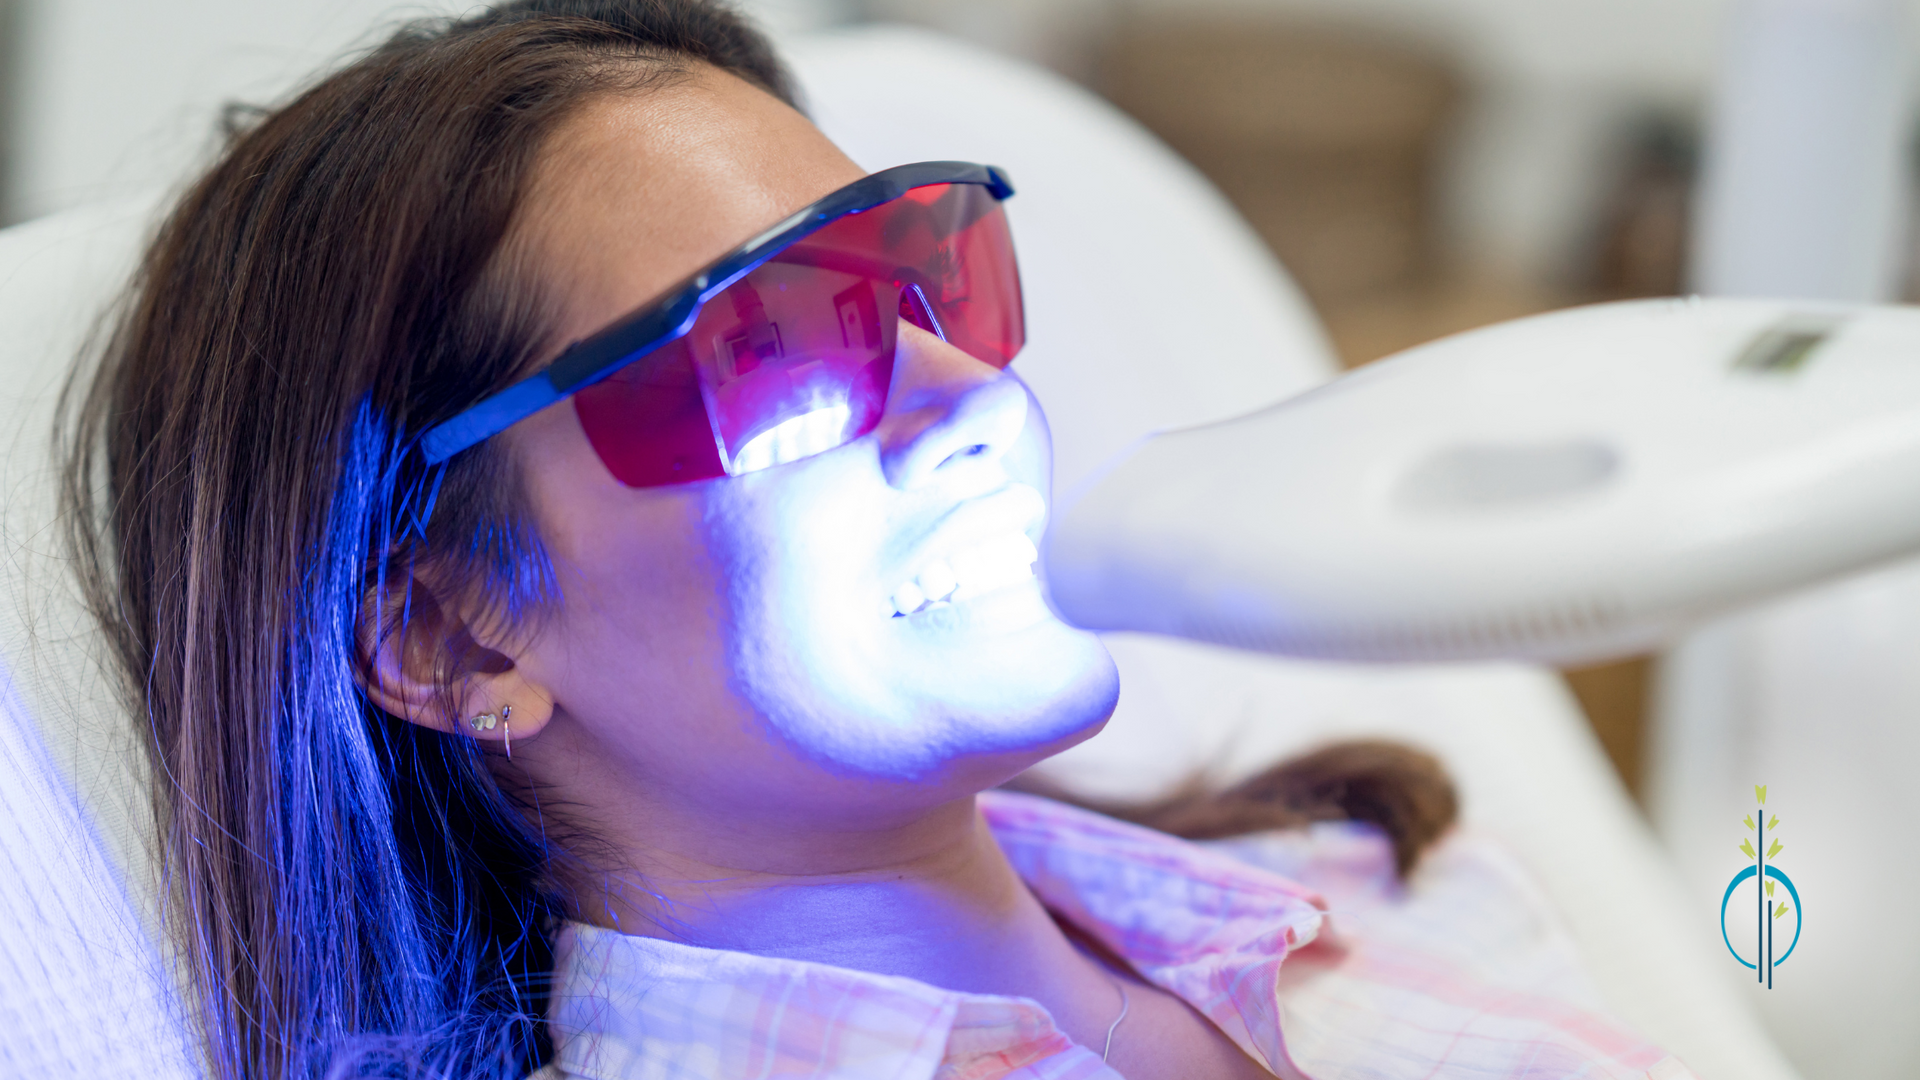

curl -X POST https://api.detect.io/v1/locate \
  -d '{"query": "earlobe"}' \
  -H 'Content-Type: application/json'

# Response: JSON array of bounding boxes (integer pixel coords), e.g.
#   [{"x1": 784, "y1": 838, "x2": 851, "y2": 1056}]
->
[
  {"x1": 358, "y1": 574, "x2": 555, "y2": 752},
  {"x1": 452, "y1": 682, "x2": 554, "y2": 757}
]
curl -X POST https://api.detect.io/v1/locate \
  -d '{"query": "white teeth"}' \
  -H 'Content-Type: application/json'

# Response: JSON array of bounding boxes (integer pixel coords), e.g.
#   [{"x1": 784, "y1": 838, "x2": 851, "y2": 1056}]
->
[
  {"x1": 889, "y1": 532, "x2": 1039, "y2": 618},
  {"x1": 915, "y1": 560, "x2": 958, "y2": 606},
  {"x1": 951, "y1": 533, "x2": 1039, "y2": 600},
  {"x1": 890, "y1": 579, "x2": 926, "y2": 618}
]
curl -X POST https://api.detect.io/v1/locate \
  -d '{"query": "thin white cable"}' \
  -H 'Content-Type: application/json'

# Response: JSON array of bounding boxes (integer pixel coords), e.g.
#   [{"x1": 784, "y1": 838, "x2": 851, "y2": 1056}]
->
[{"x1": 1100, "y1": 973, "x2": 1131, "y2": 1063}]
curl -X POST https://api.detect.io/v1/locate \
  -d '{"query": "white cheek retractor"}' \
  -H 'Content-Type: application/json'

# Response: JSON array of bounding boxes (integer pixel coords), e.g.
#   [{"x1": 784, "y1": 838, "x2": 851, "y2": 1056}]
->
[{"x1": 1042, "y1": 297, "x2": 1920, "y2": 666}]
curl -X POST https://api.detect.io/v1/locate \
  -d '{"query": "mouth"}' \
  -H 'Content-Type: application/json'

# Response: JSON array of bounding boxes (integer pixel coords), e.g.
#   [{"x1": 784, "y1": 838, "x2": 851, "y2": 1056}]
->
[
  {"x1": 886, "y1": 530, "x2": 1039, "y2": 617},
  {"x1": 882, "y1": 483, "x2": 1046, "y2": 619}
]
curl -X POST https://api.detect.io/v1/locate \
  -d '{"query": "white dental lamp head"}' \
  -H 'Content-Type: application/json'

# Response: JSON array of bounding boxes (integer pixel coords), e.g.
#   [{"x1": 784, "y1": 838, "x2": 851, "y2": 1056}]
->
[{"x1": 1042, "y1": 297, "x2": 1920, "y2": 666}]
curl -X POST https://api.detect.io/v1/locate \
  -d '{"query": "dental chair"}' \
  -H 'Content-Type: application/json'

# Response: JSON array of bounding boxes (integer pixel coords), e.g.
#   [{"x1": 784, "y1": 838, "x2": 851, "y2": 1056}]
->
[{"x1": 0, "y1": 25, "x2": 1799, "y2": 1079}]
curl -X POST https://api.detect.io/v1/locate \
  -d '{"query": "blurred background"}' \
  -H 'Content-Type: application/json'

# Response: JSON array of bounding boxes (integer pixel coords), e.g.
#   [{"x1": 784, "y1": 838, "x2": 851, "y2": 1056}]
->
[{"x1": 2, "y1": 1, "x2": 1916, "y2": 1077}]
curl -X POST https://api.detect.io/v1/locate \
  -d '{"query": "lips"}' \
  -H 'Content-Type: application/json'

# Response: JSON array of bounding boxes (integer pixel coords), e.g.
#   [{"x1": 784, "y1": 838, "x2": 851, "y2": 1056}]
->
[{"x1": 883, "y1": 483, "x2": 1046, "y2": 620}]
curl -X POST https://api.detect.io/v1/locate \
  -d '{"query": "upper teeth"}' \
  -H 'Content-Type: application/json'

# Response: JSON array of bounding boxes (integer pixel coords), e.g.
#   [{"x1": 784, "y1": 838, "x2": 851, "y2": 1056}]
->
[{"x1": 888, "y1": 532, "x2": 1038, "y2": 617}]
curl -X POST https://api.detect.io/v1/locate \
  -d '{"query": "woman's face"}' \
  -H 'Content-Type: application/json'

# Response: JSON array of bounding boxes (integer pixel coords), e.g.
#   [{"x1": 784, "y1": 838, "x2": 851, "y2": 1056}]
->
[{"x1": 494, "y1": 66, "x2": 1118, "y2": 819}]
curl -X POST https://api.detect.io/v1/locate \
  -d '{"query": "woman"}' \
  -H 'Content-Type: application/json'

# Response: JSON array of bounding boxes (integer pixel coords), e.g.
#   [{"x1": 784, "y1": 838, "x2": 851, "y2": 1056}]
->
[{"x1": 65, "y1": 3, "x2": 1684, "y2": 1078}]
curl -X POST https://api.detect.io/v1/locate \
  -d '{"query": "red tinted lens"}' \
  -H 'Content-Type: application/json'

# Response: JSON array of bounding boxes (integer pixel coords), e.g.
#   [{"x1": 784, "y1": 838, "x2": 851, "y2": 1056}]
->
[
  {"x1": 688, "y1": 260, "x2": 901, "y2": 474},
  {"x1": 793, "y1": 183, "x2": 1024, "y2": 367},
  {"x1": 574, "y1": 266, "x2": 900, "y2": 487},
  {"x1": 572, "y1": 338, "x2": 725, "y2": 487},
  {"x1": 573, "y1": 181, "x2": 1024, "y2": 487},
  {"x1": 900, "y1": 183, "x2": 1024, "y2": 367}
]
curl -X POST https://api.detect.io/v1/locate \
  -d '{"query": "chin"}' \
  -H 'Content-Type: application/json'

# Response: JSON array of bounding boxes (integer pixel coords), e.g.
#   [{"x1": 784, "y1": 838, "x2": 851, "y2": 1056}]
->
[{"x1": 829, "y1": 630, "x2": 1121, "y2": 782}]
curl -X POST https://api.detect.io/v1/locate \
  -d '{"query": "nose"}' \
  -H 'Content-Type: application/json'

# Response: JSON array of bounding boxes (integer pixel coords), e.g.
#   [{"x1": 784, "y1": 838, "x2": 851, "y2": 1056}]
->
[{"x1": 876, "y1": 323, "x2": 1030, "y2": 489}]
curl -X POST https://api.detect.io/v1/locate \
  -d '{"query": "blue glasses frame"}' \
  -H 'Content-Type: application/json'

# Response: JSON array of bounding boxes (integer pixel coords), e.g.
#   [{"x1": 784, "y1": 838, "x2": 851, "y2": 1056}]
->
[{"x1": 419, "y1": 160, "x2": 1016, "y2": 466}]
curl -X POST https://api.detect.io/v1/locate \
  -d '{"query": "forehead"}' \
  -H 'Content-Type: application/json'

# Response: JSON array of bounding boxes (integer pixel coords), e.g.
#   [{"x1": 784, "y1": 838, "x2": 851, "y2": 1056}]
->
[{"x1": 513, "y1": 63, "x2": 866, "y2": 345}]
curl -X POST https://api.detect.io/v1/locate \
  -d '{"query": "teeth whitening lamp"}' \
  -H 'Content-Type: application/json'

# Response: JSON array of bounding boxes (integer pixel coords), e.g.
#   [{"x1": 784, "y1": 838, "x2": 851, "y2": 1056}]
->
[{"x1": 1043, "y1": 297, "x2": 1920, "y2": 666}]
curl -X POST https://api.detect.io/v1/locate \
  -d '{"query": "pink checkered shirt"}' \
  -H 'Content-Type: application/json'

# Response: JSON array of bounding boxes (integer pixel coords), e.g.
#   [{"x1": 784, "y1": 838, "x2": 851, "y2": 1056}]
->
[{"x1": 541, "y1": 791, "x2": 1693, "y2": 1079}]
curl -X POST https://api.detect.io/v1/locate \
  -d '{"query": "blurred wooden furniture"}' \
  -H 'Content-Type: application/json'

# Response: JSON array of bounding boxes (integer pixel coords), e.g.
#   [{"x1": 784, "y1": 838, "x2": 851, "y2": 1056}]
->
[{"x1": 1100, "y1": 18, "x2": 1459, "y2": 307}]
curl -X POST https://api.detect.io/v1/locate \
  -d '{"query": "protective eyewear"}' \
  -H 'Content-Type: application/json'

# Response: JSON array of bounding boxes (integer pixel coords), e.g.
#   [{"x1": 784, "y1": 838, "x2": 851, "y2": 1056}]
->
[{"x1": 420, "y1": 161, "x2": 1025, "y2": 486}]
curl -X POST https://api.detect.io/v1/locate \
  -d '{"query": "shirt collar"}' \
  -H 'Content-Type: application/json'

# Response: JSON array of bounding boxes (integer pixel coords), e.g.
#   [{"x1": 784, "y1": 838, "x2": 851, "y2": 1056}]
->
[
  {"x1": 547, "y1": 790, "x2": 1328, "y2": 1079},
  {"x1": 981, "y1": 790, "x2": 1327, "y2": 1072}
]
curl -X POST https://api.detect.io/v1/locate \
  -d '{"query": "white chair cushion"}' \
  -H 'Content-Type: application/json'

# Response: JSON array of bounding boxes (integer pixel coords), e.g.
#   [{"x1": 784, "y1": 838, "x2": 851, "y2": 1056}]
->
[{"x1": 0, "y1": 195, "x2": 198, "y2": 1078}]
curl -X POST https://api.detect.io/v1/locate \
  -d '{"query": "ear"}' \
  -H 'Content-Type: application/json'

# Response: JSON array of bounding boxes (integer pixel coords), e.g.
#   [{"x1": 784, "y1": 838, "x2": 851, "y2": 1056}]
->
[{"x1": 359, "y1": 573, "x2": 553, "y2": 752}]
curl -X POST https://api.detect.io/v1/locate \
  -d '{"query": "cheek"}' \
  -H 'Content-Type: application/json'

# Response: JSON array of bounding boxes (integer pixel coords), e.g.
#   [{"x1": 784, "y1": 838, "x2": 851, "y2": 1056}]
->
[
  {"x1": 701, "y1": 457, "x2": 900, "y2": 736},
  {"x1": 532, "y1": 485, "x2": 744, "y2": 738}
]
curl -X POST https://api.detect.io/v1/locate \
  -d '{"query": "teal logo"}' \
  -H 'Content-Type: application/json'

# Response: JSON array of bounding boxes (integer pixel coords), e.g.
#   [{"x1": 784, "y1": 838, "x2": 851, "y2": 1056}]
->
[{"x1": 1721, "y1": 785, "x2": 1800, "y2": 988}]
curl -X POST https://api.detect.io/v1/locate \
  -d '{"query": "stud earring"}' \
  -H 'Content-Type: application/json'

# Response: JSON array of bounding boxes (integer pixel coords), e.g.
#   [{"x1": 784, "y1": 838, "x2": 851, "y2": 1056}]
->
[{"x1": 468, "y1": 711, "x2": 498, "y2": 732}]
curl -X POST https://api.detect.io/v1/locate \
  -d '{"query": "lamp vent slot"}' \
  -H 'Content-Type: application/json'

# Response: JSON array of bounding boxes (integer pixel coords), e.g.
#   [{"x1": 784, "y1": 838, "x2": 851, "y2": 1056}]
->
[{"x1": 1734, "y1": 315, "x2": 1843, "y2": 375}]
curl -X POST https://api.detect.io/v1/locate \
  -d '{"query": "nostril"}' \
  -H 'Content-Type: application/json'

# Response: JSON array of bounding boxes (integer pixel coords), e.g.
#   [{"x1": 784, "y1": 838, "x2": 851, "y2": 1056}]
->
[
  {"x1": 937, "y1": 444, "x2": 993, "y2": 470},
  {"x1": 881, "y1": 369, "x2": 1030, "y2": 488}
]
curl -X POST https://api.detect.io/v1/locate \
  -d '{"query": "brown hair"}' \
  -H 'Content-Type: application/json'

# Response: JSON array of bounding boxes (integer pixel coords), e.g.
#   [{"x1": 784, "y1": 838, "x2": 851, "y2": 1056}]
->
[
  {"x1": 1019, "y1": 739, "x2": 1457, "y2": 878},
  {"x1": 62, "y1": 4, "x2": 792, "y2": 1078}
]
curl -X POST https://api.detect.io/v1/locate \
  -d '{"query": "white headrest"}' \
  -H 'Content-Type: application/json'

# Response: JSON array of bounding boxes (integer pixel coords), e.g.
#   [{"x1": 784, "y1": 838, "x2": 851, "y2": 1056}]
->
[{"x1": 0, "y1": 195, "x2": 199, "y2": 1077}]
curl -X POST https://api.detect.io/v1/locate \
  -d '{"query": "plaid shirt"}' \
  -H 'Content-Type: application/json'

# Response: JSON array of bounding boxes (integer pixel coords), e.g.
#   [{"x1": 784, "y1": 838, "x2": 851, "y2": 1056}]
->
[{"x1": 542, "y1": 791, "x2": 1692, "y2": 1079}]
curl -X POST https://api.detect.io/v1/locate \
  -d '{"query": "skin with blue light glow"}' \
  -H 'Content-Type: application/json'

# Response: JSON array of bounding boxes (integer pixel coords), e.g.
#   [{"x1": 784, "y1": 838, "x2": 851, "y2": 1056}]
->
[{"x1": 367, "y1": 64, "x2": 1274, "y2": 1080}]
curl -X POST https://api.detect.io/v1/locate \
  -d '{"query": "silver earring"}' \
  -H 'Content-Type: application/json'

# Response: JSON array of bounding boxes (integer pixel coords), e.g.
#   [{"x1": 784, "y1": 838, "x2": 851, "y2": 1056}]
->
[{"x1": 502, "y1": 705, "x2": 513, "y2": 759}]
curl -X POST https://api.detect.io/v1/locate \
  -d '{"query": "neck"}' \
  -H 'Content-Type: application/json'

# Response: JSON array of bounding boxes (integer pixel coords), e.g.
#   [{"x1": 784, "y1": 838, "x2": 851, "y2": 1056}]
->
[{"x1": 567, "y1": 792, "x2": 1086, "y2": 996}]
